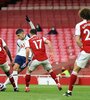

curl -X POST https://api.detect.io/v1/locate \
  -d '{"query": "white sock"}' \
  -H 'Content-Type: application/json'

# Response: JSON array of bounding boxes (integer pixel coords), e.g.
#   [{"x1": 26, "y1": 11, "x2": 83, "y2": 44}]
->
[
  {"x1": 68, "y1": 90, "x2": 72, "y2": 93},
  {"x1": 4, "y1": 78, "x2": 10, "y2": 88},
  {"x1": 12, "y1": 71, "x2": 18, "y2": 88}
]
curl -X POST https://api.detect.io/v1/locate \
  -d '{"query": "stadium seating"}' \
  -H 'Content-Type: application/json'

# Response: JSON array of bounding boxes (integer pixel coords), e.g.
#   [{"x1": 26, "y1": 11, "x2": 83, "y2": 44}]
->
[
  {"x1": 0, "y1": 27, "x2": 79, "y2": 75},
  {"x1": 0, "y1": 26, "x2": 90, "y2": 75},
  {"x1": 1, "y1": 0, "x2": 89, "y2": 28},
  {"x1": 0, "y1": 9, "x2": 79, "y2": 28}
]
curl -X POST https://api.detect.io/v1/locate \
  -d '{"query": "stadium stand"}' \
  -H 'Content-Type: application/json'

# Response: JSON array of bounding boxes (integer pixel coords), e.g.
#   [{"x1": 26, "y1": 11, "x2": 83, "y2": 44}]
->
[{"x1": 0, "y1": 0, "x2": 90, "y2": 85}]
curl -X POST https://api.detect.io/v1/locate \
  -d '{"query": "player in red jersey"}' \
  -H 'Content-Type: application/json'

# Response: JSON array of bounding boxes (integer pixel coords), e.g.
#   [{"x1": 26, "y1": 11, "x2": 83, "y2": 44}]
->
[
  {"x1": 63, "y1": 8, "x2": 90, "y2": 96},
  {"x1": 24, "y1": 28, "x2": 62, "y2": 92},
  {"x1": 0, "y1": 38, "x2": 17, "y2": 91}
]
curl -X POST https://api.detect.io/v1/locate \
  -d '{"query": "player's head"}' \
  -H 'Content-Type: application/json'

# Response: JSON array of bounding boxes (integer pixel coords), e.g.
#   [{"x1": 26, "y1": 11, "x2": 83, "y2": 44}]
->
[
  {"x1": 30, "y1": 29, "x2": 37, "y2": 35},
  {"x1": 16, "y1": 29, "x2": 25, "y2": 40},
  {"x1": 79, "y1": 8, "x2": 90, "y2": 20}
]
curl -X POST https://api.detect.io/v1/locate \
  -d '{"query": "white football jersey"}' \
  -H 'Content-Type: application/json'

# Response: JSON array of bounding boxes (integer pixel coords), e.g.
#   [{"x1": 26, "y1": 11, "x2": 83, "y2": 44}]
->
[{"x1": 16, "y1": 35, "x2": 32, "y2": 58}]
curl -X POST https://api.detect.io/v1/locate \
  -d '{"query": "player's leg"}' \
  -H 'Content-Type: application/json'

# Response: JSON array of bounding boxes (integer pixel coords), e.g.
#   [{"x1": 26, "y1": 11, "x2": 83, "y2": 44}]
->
[
  {"x1": 3, "y1": 66, "x2": 19, "y2": 89},
  {"x1": 3, "y1": 63, "x2": 19, "y2": 89},
  {"x1": 1, "y1": 62, "x2": 17, "y2": 91},
  {"x1": 12, "y1": 63, "x2": 20, "y2": 89},
  {"x1": 12, "y1": 58, "x2": 29, "y2": 89},
  {"x1": 42, "y1": 60, "x2": 62, "y2": 90},
  {"x1": 12, "y1": 55, "x2": 26, "y2": 89},
  {"x1": 69, "y1": 64, "x2": 81, "y2": 91},
  {"x1": 5, "y1": 71, "x2": 18, "y2": 91},
  {"x1": 63, "y1": 51, "x2": 89, "y2": 96},
  {"x1": 49, "y1": 69, "x2": 62, "y2": 90},
  {"x1": 3, "y1": 55, "x2": 27, "y2": 91},
  {"x1": 63, "y1": 63, "x2": 81, "y2": 96},
  {"x1": 3, "y1": 77, "x2": 10, "y2": 89},
  {"x1": 25, "y1": 60, "x2": 39, "y2": 92},
  {"x1": 25, "y1": 69, "x2": 32, "y2": 92}
]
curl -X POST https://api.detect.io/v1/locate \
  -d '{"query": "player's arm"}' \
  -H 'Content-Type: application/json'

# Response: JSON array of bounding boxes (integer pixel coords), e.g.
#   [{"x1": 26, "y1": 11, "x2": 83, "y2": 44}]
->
[
  {"x1": 26, "y1": 47, "x2": 30, "y2": 63},
  {"x1": 16, "y1": 41, "x2": 20, "y2": 53},
  {"x1": 75, "y1": 24, "x2": 83, "y2": 48},
  {"x1": 2, "y1": 39, "x2": 13, "y2": 63},
  {"x1": 75, "y1": 35, "x2": 83, "y2": 48},
  {"x1": 44, "y1": 38, "x2": 54, "y2": 57},
  {"x1": 25, "y1": 40, "x2": 31, "y2": 64},
  {"x1": 45, "y1": 39, "x2": 53, "y2": 51},
  {"x1": 4, "y1": 46, "x2": 13, "y2": 63},
  {"x1": 26, "y1": 15, "x2": 35, "y2": 29}
]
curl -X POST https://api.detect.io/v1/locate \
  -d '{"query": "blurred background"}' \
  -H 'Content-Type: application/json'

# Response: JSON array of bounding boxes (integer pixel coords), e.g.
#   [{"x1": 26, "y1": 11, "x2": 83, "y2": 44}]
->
[{"x1": 0, "y1": 0, "x2": 90, "y2": 85}]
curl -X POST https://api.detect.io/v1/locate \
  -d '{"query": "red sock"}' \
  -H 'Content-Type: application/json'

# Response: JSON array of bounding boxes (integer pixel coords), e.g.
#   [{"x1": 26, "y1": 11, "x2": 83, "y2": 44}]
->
[
  {"x1": 25, "y1": 74, "x2": 31, "y2": 87},
  {"x1": 9, "y1": 76, "x2": 16, "y2": 88},
  {"x1": 69, "y1": 74, "x2": 77, "y2": 91},
  {"x1": 50, "y1": 71, "x2": 59, "y2": 84}
]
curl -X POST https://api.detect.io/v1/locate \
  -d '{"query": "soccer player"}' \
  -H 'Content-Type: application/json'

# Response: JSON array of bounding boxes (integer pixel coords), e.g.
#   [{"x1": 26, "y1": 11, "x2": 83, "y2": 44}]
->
[
  {"x1": 63, "y1": 8, "x2": 90, "y2": 96},
  {"x1": 2, "y1": 16, "x2": 35, "y2": 91},
  {"x1": 0, "y1": 38, "x2": 17, "y2": 91},
  {"x1": 24, "y1": 28, "x2": 62, "y2": 92},
  {"x1": 2, "y1": 29, "x2": 32, "y2": 91}
]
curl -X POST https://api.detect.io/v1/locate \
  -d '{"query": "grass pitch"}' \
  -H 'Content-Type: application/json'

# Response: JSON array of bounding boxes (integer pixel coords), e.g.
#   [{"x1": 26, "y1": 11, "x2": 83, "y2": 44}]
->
[{"x1": 0, "y1": 85, "x2": 90, "y2": 100}]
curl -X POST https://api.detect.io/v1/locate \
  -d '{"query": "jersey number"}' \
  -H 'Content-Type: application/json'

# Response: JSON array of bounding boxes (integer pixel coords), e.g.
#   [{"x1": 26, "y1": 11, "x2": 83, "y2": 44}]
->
[
  {"x1": 84, "y1": 29, "x2": 90, "y2": 40},
  {"x1": 33, "y1": 39, "x2": 42, "y2": 49}
]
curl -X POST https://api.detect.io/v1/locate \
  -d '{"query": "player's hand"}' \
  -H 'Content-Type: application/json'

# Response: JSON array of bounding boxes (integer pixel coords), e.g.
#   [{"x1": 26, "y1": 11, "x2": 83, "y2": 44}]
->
[
  {"x1": 26, "y1": 15, "x2": 30, "y2": 22},
  {"x1": 10, "y1": 61, "x2": 14, "y2": 67},
  {"x1": 25, "y1": 60, "x2": 29, "y2": 65},
  {"x1": 49, "y1": 52, "x2": 54, "y2": 64}
]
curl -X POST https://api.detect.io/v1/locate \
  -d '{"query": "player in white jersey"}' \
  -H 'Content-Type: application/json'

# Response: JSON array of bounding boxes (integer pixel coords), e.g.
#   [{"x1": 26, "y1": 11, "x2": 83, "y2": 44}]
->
[
  {"x1": 2, "y1": 29, "x2": 32, "y2": 91},
  {"x1": 2, "y1": 17, "x2": 35, "y2": 91}
]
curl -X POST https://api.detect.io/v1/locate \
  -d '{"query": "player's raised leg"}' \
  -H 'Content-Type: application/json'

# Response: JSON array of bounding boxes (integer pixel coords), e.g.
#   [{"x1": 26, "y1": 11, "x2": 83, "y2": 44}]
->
[{"x1": 48, "y1": 69, "x2": 62, "y2": 90}]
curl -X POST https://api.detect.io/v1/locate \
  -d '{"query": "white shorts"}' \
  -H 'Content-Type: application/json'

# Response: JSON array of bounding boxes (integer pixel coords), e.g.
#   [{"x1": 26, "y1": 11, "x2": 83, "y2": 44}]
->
[
  {"x1": 75, "y1": 51, "x2": 90, "y2": 68},
  {"x1": 0, "y1": 62, "x2": 10, "y2": 72},
  {"x1": 28, "y1": 59, "x2": 52, "y2": 71}
]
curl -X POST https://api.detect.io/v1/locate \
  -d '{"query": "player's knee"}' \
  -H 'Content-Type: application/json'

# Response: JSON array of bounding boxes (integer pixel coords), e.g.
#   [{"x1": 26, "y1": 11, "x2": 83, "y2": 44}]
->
[
  {"x1": 73, "y1": 67, "x2": 81, "y2": 73},
  {"x1": 13, "y1": 66, "x2": 19, "y2": 71},
  {"x1": 13, "y1": 63, "x2": 20, "y2": 71}
]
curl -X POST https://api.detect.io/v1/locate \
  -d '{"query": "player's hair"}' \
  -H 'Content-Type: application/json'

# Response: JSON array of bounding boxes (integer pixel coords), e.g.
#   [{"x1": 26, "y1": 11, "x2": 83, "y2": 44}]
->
[
  {"x1": 30, "y1": 29, "x2": 37, "y2": 35},
  {"x1": 79, "y1": 8, "x2": 90, "y2": 20},
  {"x1": 16, "y1": 29, "x2": 24, "y2": 34}
]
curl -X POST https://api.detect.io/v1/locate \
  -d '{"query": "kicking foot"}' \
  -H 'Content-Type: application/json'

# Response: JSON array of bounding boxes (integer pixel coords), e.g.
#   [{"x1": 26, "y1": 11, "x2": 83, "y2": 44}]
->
[
  {"x1": 0, "y1": 87, "x2": 6, "y2": 91},
  {"x1": 57, "y1": 83, "x2": 62, "y2": 91},
  {"x1": 14, "y1": 88, "x2": 19, "y2": 92},
  {"x1": 25, "y1": 87, "x2": 30, "y2": 92},
  {"x1": 63, "y1": 92, "x2": 72, "y2": 96}
]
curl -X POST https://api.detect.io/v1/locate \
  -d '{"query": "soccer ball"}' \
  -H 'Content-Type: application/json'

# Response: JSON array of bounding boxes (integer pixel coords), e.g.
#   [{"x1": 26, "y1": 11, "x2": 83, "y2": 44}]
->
[{"x1": 0, "y1": 83, "x2": 4, "y2": 91}]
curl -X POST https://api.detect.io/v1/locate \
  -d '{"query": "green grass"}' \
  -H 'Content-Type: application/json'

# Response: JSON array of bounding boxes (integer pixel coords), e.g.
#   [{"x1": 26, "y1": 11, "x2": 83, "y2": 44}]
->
[{"x1": 0, "y1": 85, "x2": 90, "y2": 100}]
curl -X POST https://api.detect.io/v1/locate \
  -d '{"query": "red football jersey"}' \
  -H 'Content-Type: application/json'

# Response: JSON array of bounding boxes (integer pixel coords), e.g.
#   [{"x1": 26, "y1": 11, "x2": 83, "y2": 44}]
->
[
  {"x1": 0, "y1": 38, "x2": 7, "y2": 64},
  {"x1": 28, "y1": 35, "x2": 48, "y2": 61},
  {"x1": 75, "y1": 20, "x2": 90, "y2": 53}
]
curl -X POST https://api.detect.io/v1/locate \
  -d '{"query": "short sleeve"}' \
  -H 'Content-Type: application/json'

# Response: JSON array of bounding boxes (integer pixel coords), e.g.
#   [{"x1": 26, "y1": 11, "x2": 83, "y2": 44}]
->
[
  {"x1": 2, "y1": 39, "x2": 6, "y2": 47},
  {"x1": 75, "y1": 24, "x2": 81, "y2": 36}
]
